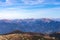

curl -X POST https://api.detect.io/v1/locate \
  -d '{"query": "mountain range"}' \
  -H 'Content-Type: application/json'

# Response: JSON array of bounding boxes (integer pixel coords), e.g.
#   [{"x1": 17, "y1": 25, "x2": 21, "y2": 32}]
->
[{"x1": 0, "y1": 18, "x2": 60, "y2": 34}]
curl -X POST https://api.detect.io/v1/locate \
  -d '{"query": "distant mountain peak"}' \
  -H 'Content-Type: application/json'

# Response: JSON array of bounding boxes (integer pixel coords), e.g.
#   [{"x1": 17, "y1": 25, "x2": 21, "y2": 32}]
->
[
  {"x1": 0, "y1": 18, "x2": 60, "y2": 34},
  {"x1": 1, "y1": 19, "x2": 12, "y2": 23},
  {"x1": 41, "y1": 18, "x2": 52, "y2": 23}
]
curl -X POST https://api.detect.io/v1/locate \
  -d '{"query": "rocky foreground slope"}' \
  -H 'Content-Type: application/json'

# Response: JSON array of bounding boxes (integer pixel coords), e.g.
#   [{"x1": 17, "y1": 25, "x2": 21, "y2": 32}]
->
[
  {"x1": 0, "y1": 34, "x2": 54, "y2": 40},
  {"x1": 0, "y1": 30, "x2": 60, "y2": 40}
]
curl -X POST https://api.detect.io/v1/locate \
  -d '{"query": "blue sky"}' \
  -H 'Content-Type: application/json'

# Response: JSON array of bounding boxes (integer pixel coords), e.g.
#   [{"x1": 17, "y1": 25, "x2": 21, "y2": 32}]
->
[{"x1": 0, "y1": 0, "x2": 60, "y2": 19}]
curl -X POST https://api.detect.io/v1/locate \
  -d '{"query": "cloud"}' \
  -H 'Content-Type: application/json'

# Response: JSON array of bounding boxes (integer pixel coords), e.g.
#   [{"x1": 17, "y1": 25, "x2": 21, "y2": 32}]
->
[
  {"x1": 21, "y1": 0, "x2": 45, "y2": 5},
  {"x1": 0, "y1": 7, "x2": 60, "y2": 19},
  {"x1": 5, "y1": 0, "x2": 45, "y2": 6},
  {"x1": 0, "y1": 0, "x2": 60, "y2": 9},
  {"x1": 5, "y1": 0, "x2": 13, "y2": 5}
]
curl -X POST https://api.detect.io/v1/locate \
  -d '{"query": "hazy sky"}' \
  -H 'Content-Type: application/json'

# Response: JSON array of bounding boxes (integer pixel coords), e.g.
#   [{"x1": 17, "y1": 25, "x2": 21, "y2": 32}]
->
[{"x1": 0, "y1": 0, "x2": 60, "y2": 19}]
